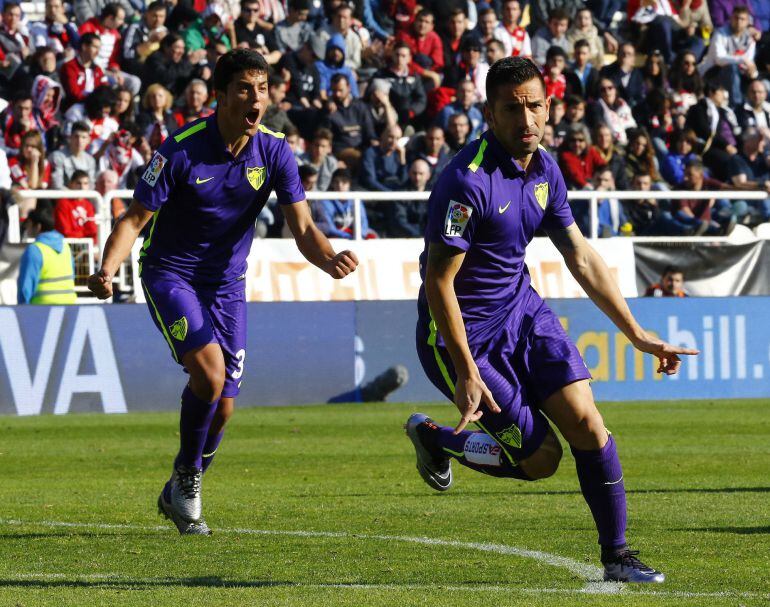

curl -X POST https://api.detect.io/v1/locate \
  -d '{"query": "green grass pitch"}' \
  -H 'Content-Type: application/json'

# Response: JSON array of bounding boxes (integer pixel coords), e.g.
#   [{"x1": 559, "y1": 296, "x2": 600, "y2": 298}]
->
[{"x1": 1, "y1": 399, "x2": 768, "y2": 607}]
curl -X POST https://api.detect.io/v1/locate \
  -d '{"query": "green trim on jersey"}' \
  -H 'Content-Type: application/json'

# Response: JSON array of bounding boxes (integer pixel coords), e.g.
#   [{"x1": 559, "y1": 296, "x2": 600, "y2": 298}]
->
[
  {"x1": 427, "y1": 313, "x2": 455, "y2": 394},
  {"x1": 258, "y1": 124, "x2": 285, "y2": 139},
  {"x1": 139, "y1": 209, "x2": 161, "y2": 261},
  {"x1": 442, "y1": 446, "x2": 464, "y2": 457},
  {"x1": 174, "y1": 121, "x2": 207, "y2": 143},
  {"x1": 142, "y1": 283, "x2": 178, "y2": 363},
  {"x1": 468, "y1": 139, "x2": 488, "y2": 173}
]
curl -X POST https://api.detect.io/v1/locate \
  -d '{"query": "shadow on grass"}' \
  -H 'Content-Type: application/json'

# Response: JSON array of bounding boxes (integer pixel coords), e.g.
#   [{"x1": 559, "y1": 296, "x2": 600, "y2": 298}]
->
[{"x1": 676, "y1": 526, "x2": 770, "y2": 535}]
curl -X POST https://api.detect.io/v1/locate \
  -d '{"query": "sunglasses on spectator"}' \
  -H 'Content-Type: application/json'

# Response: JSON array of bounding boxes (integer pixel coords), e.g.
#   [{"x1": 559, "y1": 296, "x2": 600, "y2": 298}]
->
[{"x1": 570, "y1": 137, "x2": 586, "y2": 142}]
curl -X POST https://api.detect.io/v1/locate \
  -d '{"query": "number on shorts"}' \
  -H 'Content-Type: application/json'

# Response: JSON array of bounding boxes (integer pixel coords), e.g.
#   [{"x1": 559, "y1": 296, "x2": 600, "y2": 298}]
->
[{"x1": 232, "y1": 349, "x2": 246, "y2": 379}]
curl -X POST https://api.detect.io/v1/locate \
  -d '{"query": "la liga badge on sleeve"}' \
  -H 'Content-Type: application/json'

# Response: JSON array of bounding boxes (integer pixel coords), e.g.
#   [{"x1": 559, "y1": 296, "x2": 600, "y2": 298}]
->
[{"x1": 444, "y1": 201, "x2": 473, "y2": 237}]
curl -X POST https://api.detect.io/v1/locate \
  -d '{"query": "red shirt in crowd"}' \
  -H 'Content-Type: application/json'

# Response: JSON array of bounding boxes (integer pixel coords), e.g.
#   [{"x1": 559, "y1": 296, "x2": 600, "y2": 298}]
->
[
  {"x1": 558, "y1": 147, "x2": 606, "y2": 188},
  {"x1": 396, "y1": 29, "x2": 444, "y2": 76},
  {"x1": 675, "y1": 177, "x2": 724, "y2": 221},
  {"x1": 78, "y1": 18, "x2": 121, "y2": 71},
  {"x1": 60, "y1": 56, "x2": 109, "y2": 108},
  {"x1": 55, "y1": 197, "x2": 98, "y2": 241},
  {"x1": 8, "y1": 156, "x2": 51, "y2": 188},
  {"x1": 543, "y1": 73, "x2": 566, "y2": 100}
]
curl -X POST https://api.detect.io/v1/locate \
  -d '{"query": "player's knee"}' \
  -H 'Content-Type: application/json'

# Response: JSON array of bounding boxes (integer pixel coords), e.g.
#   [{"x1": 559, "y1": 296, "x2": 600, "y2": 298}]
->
[
  {"x1": 565, "y1": 410, "x2": 607, "y2": 450},
  {"x1": 520, "y1": 431, "x2": 563, "y2": 480},
  {"x1": 189, "y1": 366, "x2": 226, "y2": 403}
]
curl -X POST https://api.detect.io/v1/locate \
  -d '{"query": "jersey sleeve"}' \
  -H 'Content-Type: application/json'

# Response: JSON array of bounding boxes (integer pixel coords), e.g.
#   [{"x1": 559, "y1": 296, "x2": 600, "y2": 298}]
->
[
  {"x1": 273, "y1": 138, "x2": 306, "y2": 205},
  {"x1": 424, "y1": 166, "x2": 486, "y2": 251},
  {"x1": 133, "y1": 137, "x2": 186, "y2": 211},
  {"x1": 540, "y1": 154, "x2": 575, "y2": 231}
]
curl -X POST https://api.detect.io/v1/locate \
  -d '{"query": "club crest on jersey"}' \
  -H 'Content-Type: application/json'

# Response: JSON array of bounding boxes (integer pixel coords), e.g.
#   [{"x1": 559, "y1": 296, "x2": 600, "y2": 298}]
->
[
  {"x1": 142, "y1": 152, "x2": 167, "y2": 187},
  {"x1": 498, "y1": 423, "x2": 522, "y2": 449},
  {"x1": 169, "y1": 316, "x2": 188, "y2": 341},
  {"x1": 246, "y1": 165, "x2": 266, "y2": 191},
  {"x1": 444, "y1": 201, "x2": 472, "y2": 237},
  {"x1": 534, "y1": 182, "x2": 549, "y2": 210}
]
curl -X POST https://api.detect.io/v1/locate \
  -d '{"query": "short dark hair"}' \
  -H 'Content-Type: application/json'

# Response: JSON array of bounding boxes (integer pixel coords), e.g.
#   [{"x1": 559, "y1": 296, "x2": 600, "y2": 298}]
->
[
  {"x1": 80, "y1": 32, "x2": 100, "y2": 47},
  {"x1": 71, "y1": 121, "x2": 91, "y2": 135},
  {"x1": 486, "y1": 56, "x2": 545, "y2": 105},
  {"x1": 566, "y1": 94, "x2": 585, "y2": 107},
  {"x1": 313, "y1": 127, "x2": 333, "y2": 142},
  {"x1": 298, "y1": 164, "x2": 318, "y2": 180},
  {"x1": 27, "y1": 206, "x2": 55, "y2": 232},
  {"x1": 289, "y1": 0, "x2": 311, "y2": 11},
  {"x1": 662, "y1": 265, "x2": 684, "y2": 277},
  {"x1": 548, "y1": 7, "x2": 569, "y2": 21},
  {"x1": 213, "y1": 48, "x2": 269, "y2": 92},
  {"x1": 69, "y1": 169, "x2": 90, "y2": 183},
  {"x1": 685, "y1": 158, "x2": 704, "y2": 171},
  {"x1": 11, "y1": 90, "x2": 32, "y2": 104},
  {"x1": 487, "y1": 39, "x2": 505, "y2": 53},
  {"x1": 733, "y1": 5, "x2": 750, "y2": 16},
  {"x1": 330, "y1": 72, "x2": 350, "y2": 87},
  {"x1": 330, "y1": 167, "x2": 352, "y2": 183},
  {"x1": 573, "y1": 38, "x2": 590, "y2": 51},
  {"x1": 146, "y1": 1, "x2": 166, "y2": 12},
  {"x1": 2, "y1": 2, "x2": 20, "y2": 13},
  {"x1": 100, "y1": 2, "x2": 124, "y2": 20},
  {"x1": 546, "y1": 45, "x2": 567, "y2": 62}
]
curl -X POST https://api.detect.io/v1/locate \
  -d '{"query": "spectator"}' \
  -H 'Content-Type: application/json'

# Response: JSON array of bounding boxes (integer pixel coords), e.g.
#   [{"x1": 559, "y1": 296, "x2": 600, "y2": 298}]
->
[
  {"x1": 361, "y1": 123, "x2": 408, "y2": 193},
  {"x1": 60, "y1": 32, "x2": 108, "y2": 111},
  {"x1": 1, "y1": 93, "x2": 38, "y2": 157},
  {"x1": 396, "y1": 9, "x2": 444, "y2": 89},
  {"x1": 436, "y1": 79, "x2": 485, "y2": 139},
  {"x1": 311, "y1": 3, "x2": 363, "y2": 71},
  {"x1": 136, "y1": 84, "x2": 178, "y2": 151},
  {"x1": 182, "y1": 6, "x2": 233, "y2": 55},
  {"x1": 372, "y1": 42, "x2": 427, "y2": 126},
  {"x1": 173, "y1": 79, "x2": 214, "y2": 127},
  {"x1": 407, "y1": 124, "x2": 452, "y2": 185},
  {"x1": 440, "y1": 7, "x2": 469, "y2": 69},
  {"x1": 473, "y1": 7, "x2": 498, "y2": 51},
  {"x1": 675, "y1": 158, "x2": 738, "y2": 234},
  {"x1": 321, "y1": 73, "x2": 377, "y2": 167},
  {"x1": 594, "y1": 167, "x2": 631, "y2": 237},
  {"x1": 485, "y1": 39, "x2": 507, "y2": 67},
  {"x1": 599, "y1": 42, "x2": 646, "y2": 108},
  {"x1": 566, "y1": 38, "x2": 600, "y2": 100},
  {"x1": 29, "y1": 0, "x2": 80, "y2": 59},
  {"x1": 233, "y1": 0, "x2": 281, "y2": 64},
  {"x1": 592, "y1": 122, "x2": 628, "y2": 189},
  {"x1": 314, "y1": 168, "x2": 376, "y2": 239},
  {"x1": 121, "y1": 1, "x2": 168, "y2": 76},
  {"x1": 670, "y1": 50, "x2": 705, "y2": 114},
  {"x1": 17, "y1": 205, "x2": 76, "y2": 305},
  {"x1": 274, "y1": 0, "x2": 313, "y2": 53},
  {"x1": 142, "y1": 33, "x2": 195, "y2": 98},
  {"x1": 10, "y1": 130, "x2": 51, "y2": 192},
  {"x1": 588, "y1": 77, "x2": 637, "y2": 145},
  {"x1": 529, "y1": 0, "x2": 584, "y2": 33},
  {"x1": 280, "y1": 40, "x2": 323, "y2": 113},
  {"x1": 79, "y1": 3, "x2": 141, "y2": 96},
  {"x1": 624, "y1": 172, "x2": 682, "y2": 235},
  {"x1": 726, "y1": 127, "x2": 770, "y2": 223},
  {"x1": 559, "y1": 124, "x2": 606, "y2": 189},
  {"x1": 685, "y1": 79, "x2": 740, "y2": 180},
  {"x1": 625, "y1": 128, "x2": 665, "y2": 187},
  {"x1": 443, "y1": 36, "x2": 489, "y2": 102},
  {"x1": 365, "y1": 79, "x2": 399, "y2": 136},
  {"x1": 531, "y1": 8, "x2": 570, "y2": 67},
  {"x1": 14, "y1": 47, "x2": 61, "y2": 95},
  {"x1": 64, "y1": 85, "x2": 119, "y2": 155},
  {"x1": 97, "y1": 124, "x2": 145, "y2": 188},
  {"x1": 709, "y1": 0, "x2": 763, "y2": 34},
  {"x1": 566, "y1": 7, "x2": 605, "y2": 68},
  {"x1": 445, "y1": 111, "x2": 471, "y2": 153},
  {"x1": 628, "y1": 0, "x2": 684, "y2": 64},
  {"x1": 644, "y1": 265, "x2": 687, "y2": 297},
  {"x1": 736, "y1": 78, "x2": 770, "y2": 138},
  {"x1": 641, "y1": 50, "x2": 670, "y2": 94},
  {"x1": 543, "y1": 46, "x2": 568, "y2": 101},
  {"x1": 661, "y1": 128, "x2": 700, "y2": 186},
  {"x1": 31, "y1": 75, "x2": 64, "y2": 151},
  {"x1": 699, "y1": 6, "x2": 758, "y2": 106},
  {"x1": 387, "y1": 158, "x2": 431, "y2": 236},
  {"x1": 316, "y1": 33, "x2": 360, "y2": 100},
  {"x1": 73, "y1": 0, "x2": 136, "y2": 25},
  {"x1": 113, "y1": 85, "x2": 137, "y2": 127},
  {"x1": 542, "y1": 123, "x2": 558, "y2": 159},
  {"x1": 50, "y1": 121, "x2": 97, "y2": 189},
  {"x1": 54, "y1": 169, "x2": 97, "y2": 241},
  {"x1": 299, "y1": 127, "x2": 338, "y2": 191},
  {"x1": 261, "y1": 74, "x2": 295, "y2": 133},
  {"x1": 0, "y1": 3, "x2": 30, "y2": 66}
]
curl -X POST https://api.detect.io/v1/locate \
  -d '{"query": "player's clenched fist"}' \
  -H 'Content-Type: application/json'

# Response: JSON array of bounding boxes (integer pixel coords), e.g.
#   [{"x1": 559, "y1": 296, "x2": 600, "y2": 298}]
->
[
  {"x1": 324, "y1": 250, "x2": 359, "y2": 279},
  {"x1": 87, "y1": 269, "x2": 113, "y2": 299}
]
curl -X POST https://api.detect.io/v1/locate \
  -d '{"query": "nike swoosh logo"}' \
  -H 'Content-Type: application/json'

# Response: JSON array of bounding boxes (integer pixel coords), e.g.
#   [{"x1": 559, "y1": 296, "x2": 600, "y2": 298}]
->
[
  {"x1": 604, "y1": 475, "x2": 624, "y2": 485},
  {"x1": 195, "y1": 176, "x2": 214, "y2": 184},
  {"x1": 498, "y1": 201, "x2": 511, "y2": 214}
]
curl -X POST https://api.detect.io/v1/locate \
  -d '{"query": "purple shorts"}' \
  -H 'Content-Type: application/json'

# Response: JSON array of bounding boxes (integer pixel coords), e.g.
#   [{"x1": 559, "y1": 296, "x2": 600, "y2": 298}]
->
[
  {"x1": 140, "y1": 267, "x2": 247, "y2": 398},
  {"x1": 416, "y1": 295, "x2": 591, "y2": 463}
]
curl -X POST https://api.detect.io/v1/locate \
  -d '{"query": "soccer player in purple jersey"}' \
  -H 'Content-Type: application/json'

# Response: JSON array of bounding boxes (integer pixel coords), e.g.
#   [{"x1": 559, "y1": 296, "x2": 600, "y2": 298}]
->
[
  {"x1": 405, "y1": 57, "x2": 698, "y2": 582},
  {"x1": 87, "y1": 49, "x2": 359, "y2": 535}
]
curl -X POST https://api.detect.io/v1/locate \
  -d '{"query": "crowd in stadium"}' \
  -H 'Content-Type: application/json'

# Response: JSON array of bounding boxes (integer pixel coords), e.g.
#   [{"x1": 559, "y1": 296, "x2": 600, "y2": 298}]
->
[{"x1": 0, "y1": 0, "x2": 769, "y2": 244}]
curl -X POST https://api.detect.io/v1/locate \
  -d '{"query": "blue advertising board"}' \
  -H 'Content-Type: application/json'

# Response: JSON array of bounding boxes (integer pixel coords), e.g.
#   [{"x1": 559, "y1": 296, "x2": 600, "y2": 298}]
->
[{"x1": 0, "y1": 298, "x2": 768, "y2": 415}]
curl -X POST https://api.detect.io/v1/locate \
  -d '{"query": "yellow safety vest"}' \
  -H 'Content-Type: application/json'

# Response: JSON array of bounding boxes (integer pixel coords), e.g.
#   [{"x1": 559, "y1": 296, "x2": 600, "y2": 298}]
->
[{"x1": 30, "y1": 240, "x2": 77, "y2": 305}]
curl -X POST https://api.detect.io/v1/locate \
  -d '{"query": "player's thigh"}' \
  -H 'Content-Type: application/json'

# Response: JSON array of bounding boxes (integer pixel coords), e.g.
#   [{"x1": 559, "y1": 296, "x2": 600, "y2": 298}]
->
[
  {"x1": 206, "y1": 289, "x2": 248, "y2": 399},
  {"x1": 140, "y1": 269, "x2": 217, "y2": 365},
  {"x1": 539, "y1": 379, "x2": 608, "y2": 450},
  {"x1": 518, "y1": 426, "x2": 562, "y2": 480}
]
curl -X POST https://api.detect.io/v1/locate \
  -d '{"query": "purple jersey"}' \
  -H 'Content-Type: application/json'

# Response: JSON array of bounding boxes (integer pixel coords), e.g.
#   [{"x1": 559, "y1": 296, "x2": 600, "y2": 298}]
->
[
  {"x1": 134, "y1": 114, "x2": 305, "y2": 290},
  {"x1": 418, "y1": 130, "x2": 574, "y2": 346}
]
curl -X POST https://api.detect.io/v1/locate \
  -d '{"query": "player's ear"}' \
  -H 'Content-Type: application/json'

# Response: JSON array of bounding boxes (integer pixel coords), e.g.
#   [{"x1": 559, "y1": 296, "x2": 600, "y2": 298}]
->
[
  {"x1": 483, "y1": 102, "x2": 494, "y2": 129},
  {"x1": 544, "y1": 94, "x2": 551, "y2": 117}
]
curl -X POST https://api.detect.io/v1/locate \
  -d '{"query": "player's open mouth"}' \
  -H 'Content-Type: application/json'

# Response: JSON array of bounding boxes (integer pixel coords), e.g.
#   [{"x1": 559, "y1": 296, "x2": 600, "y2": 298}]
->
[{"x1": 245, "y1": 110, "x2": 260, "y2": 126}]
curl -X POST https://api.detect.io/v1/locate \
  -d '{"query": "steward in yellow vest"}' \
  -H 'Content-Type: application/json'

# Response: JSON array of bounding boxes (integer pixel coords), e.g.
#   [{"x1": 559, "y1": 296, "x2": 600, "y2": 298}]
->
[{"x1": 17, "y1": 207, "x2": 77, "y2": 304}]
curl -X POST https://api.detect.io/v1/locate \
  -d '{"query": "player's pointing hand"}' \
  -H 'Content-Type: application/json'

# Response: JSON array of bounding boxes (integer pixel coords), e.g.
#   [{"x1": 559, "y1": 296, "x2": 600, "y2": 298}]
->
[
  {"x1": 87, "y1": 268, "x2": 113, "y2": 300},
  {"x1": 633, "y1": 331, "x2": 699, "y2": 376},
  {"x1": 324, "y1": 250, "x2": 359, "y2": 279},
  {"x1": 453, "y1": 373, "x2": 501, "y2": 434}
]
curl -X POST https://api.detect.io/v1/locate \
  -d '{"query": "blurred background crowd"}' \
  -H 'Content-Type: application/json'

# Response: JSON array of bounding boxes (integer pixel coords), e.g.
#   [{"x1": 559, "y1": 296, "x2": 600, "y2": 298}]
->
[{"x1": 0, "y1": 0, "x2": 769, "y2": 244}]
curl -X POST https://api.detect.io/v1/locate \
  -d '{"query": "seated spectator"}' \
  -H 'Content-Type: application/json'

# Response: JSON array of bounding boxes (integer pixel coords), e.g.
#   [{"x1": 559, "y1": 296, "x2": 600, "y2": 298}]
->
[
  {"x1": 677, "y1": 0, "x2": 712, "y2": 60},
  {"x1": 112, "y1": 85, "x2": 136, "y2": 127},
  {"x1": 64, "y1": 85, "x2": 119, "y2": 155},
  {"x1": 316, "y1": 34, "x2": 359, "y2": 100},
  {"x1": 485, "y1": 39, "x2": 507, "y2": 68},
  {"x1": 641, "y1": 50, "x2": 670, "y2": 94},
  {"x1": 372, "y1": 42, "x2": 427, "y2": 126},
  {"x1": 0, "y1": 3, "x2": 30, "y2": 74},
  {"x1": 446, "y1": 112, "x2": 471, "y2": 153},
  {"x1": 541, "y1": 123, "x2": 558, "y2": 160},
  {"x1": 594, "y1": 167, "x2": 632, "y2": 237},
  {"x1": 559, "y1": 95, "x2": 588, "y2": 136},
  {"x1": 628, "y1": 0, "x2": 686, "y2": 64},
  {"x1": 634, "y1": 88, "x2": 676, "y2": 158},
  {"x1": 727, "y1": 127, "x2": 770, "y2": 224},
  {"x1": 261, "y1": 74, "x2": 295, "y2": 134},
  {"x1": 314, "y1": 168, "x2": 376, "y2": 240},
  {"x1": 685, "y1": 80, "x2": 740, "y2": 181},
  {"x1": 60, "y1": 33, "x2": 108, "y2": 111},
  {"x1": 542, "y1": 46, "x2": 568, "y2": 101},
  {"x1": 385, "y1": 158, "x2": 431, "y2": 237},
  {"x1": 592, "y1": 123, "x2": 628, "y2": 189},
  {"x1": 436, "y1": 79, "x2": 484, "y2": 139},
  {"x1": 311, "y1": 3, "x2": 363, "y2": 71},
  {"x1": 566, "y1": 39, "x2": 600, "y2": 101},
  {"x1": 284, "y1": 124, "x2": 304, "y2": 163},
  {"x1": 699, "y1": 6, "x2": 758, "y2": 106},
  {"x1": 599, "y1": 43, "x2": 646, "y2": 108},
  {"x1": 121, "y1": 1, "x2": 168, "y2": 76},
  {"x1": 280, "y1": 41, "x2": 322, "y2": 138},
  {"x1": 473, "y1": 7, "x2": 498, "y2": 52},
  {"x1": 442, "y1": 37, "x2": 489, "y2": 102},
  {"x1": 50, "y1": 121, "x2": 96, "y2": 189},
  {"x1": 29, "y1": 0, "x2": 80, "y2": 60},
  {"x1": 182, "y1": 6, "x2": 232, "y2": 55},
  {"x1": 54, "y1": 169, "x2": 97, "y2": 242},
  {"x1": 274, "y1": 0, "x2": 313, "y2": 53},
  {"x1": 142, "y1": 33, "x2": 195, "y2": 98},
  {"x1": 566, "y1": 7, "x2": 605, "y2": 68},
  {"x1": 396, "y1": 9, "x2": 444, "y2": 89},
  {"x1": 441, "y1": 7, "x2": 469, "y2": 69},
  {"x1": 31, "y1": 75, "x2": 63, "y2": 151},
  {"x1": 234, "y1": 0, "x2": 281, "y2": 65},
  {"x1": 669, "y1": 51, "x2": 704, "y2": 115},
  {"x1": 299, "y1": 127, "x2": 338, "y2": 192},
  {"x1": 531, "y1": 8, "x2": 570, "y2": 67},
  {"x1": 559, "y1": 125, "x2": 606, "y2": 189},
  {"x1": 97, "y1": 125, "x2": 146, "y2": 189},
  {"x1": 529, "y1": 0, "x2": 583, "y2": 33},
  {"x1": 587, "y1": 78, "x2": 637, "y2": 145},
  {"x1": 173, "y1": 79, "x2": 214, "y2": 127},
  {"x1": 674, "y1": 159, "x2": 739, "y2": 235},
  {"x1": 1, "y1": 93, "x2": 38, "y2": 157},
  {"x1": 407, "y1": 124, "x2": 452, "y2": 185},
  {"x1": 625, "y1": 128, "x2": 665, "y2": 189},
  {"x1": 12, "y1": 46, "x2": 59, "y2": 94},
  {"x1": 736, "y1": 79, "x2": 770, "y2": 139},
  {"x1": 661, "y1": 128, "x2": 699, "y2": 186},
  {"x1": 365, "y1": 79, "x2": 399, "y2": 137},
  {"x1": 10, "y1": 130, "x2": 51, "y2": 218},
  {"x1": 624, "y1": 172, "x2": 683, "y2": 236},
  {"x1": 644, "y1": 265, "x2": 687, "y2": 297},
  {"x1": 361, "y1": 124, "x2": 409, "y2": 192},
  {"x1": 136, "y1": 84, "x2": 178, "y2": 150}
]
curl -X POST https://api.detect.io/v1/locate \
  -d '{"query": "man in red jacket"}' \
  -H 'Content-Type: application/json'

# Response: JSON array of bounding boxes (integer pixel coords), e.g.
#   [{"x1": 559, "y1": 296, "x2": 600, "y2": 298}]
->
[
  {"x1": 60, "y1": 32, "x2": 108, "y2": 110},
  {"x1": 54, "y1": 169, "x2": 97, "y2": 242},
  {"x1": 558, "y1": 126, "x2": 606, "y2": 189},
  {"x1": 396, "y1": 9, "x2": 444, "y2": 88}
]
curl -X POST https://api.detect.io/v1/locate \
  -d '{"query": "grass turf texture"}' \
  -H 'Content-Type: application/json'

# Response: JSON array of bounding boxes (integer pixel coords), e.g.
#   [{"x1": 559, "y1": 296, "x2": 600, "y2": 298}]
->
[{"x1": 0, "y1": 399, "x2": 768, "y2": 607}]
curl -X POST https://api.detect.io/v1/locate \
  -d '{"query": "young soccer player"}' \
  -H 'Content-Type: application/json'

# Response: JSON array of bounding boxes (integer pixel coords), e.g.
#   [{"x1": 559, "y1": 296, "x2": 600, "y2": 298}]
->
[
  {"x1": 406, "y1": 57, "x2": 697, "y2": 582},
  {"x1": 88, "y1": 49, "x2": 358, "y2": 534}
]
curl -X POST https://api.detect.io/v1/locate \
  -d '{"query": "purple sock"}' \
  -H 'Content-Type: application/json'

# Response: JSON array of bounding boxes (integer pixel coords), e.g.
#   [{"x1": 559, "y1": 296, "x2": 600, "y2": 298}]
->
[
  {"x1": 177, "y1": 385, "x2": 218, "y2": 470},
  {"x1": 201, "y1": 431, "x2": 224, "y2": 474},
  {"x1": 571, "y1": 434, "x2": 627, "y2": 548},
  {"x1": 435, "y1": 426, "x2": 530, "y2": 480}
]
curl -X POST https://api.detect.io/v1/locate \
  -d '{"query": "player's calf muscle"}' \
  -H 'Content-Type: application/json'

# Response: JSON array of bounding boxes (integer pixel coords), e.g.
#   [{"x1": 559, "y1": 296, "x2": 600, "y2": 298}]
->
[{"x1": 520, "y1": 430, "x2": 562, "y2": 479}]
